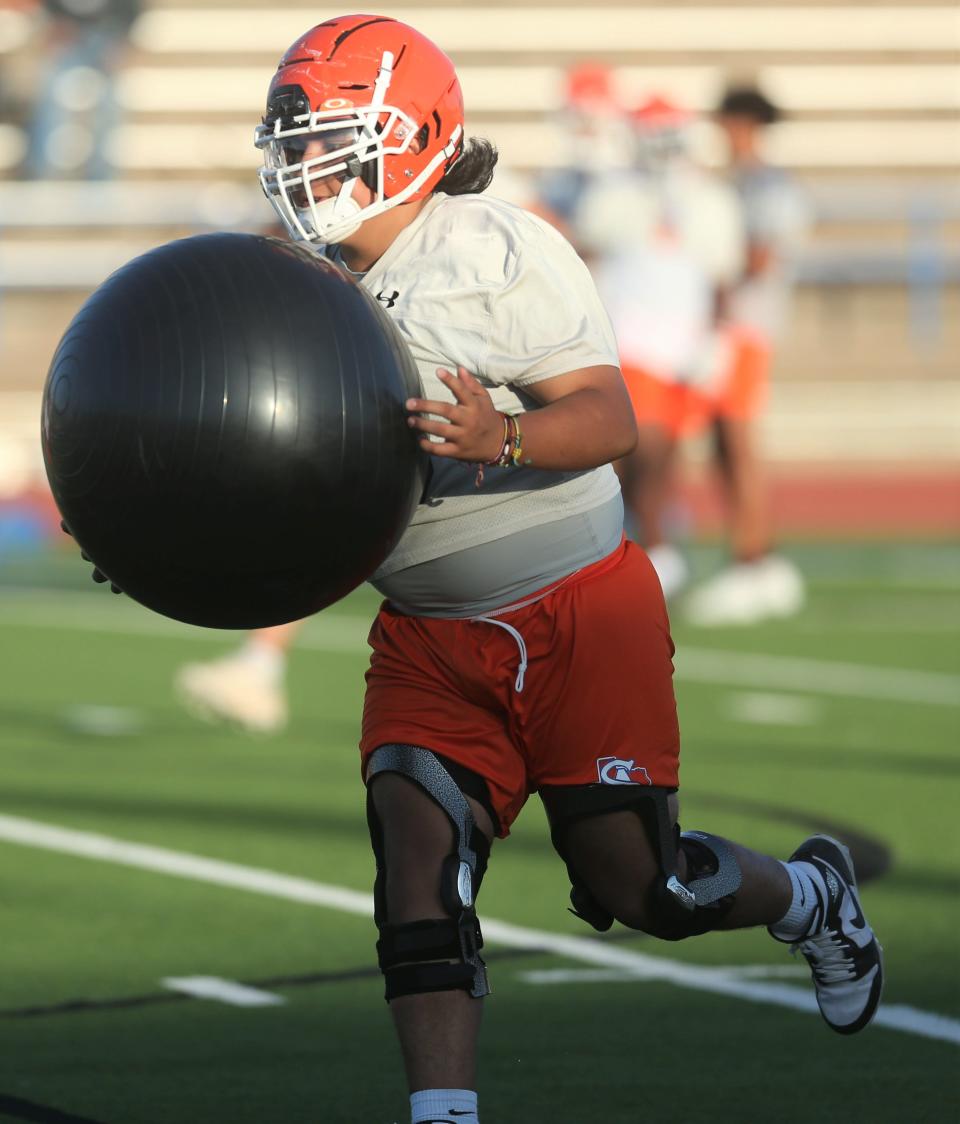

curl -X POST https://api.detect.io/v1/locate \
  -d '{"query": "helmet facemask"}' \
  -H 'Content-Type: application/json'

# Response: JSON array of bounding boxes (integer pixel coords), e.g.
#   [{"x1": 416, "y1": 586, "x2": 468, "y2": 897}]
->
[{"x1": 255, "y1": 50, "x2": 462, "y2": 245}]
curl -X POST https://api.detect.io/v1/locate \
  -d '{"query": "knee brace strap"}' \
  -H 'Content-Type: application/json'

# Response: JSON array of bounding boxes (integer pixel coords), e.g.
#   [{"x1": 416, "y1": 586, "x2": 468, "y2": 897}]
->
[
  {"x1": 668, "y1": 831, "x2": 742, "y2": 909},
  {"x1": 366, "y1": 744, "x2": 491, "y2": 999},
  {"x1": 377, "y1": 917, "x2": 485, "y2": 1001},
  {"x1": 646, "y1": 831, "x2": 743, "y2": 941}
]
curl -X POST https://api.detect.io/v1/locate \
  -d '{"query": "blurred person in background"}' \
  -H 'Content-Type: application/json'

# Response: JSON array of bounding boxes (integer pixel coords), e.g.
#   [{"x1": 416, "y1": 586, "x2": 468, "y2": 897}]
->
[
  {"x1": 572, "y1": 95, "x2": 745, "y2": 600},
  {"x1": 681, "y1": 82, "x2": 811, "y2": 625},
  {"x1": 0, "y1": 2, "x2": 39, "y2": 120},
  {"x1": 24, "y1": 0, "x2": 141, "y2": 180},
  {"x1": 528, "y1": 60, "x2": 629, "y2": 249}
]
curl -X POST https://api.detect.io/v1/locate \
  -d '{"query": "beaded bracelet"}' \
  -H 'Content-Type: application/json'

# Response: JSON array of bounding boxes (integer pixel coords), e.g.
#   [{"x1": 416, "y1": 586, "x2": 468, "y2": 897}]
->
[
  {"x1": 475, "y1": 412, "x2": 529, "y2": 486},
  {"x1": 474, "y1": 413, "x2": 511, "y2": 486},
  {"x1": 509, "y1": 414, "x2": 524, "y2": 467},
  {"x1": 491, "y1": 413, "x2": 513, "y2": 466}
]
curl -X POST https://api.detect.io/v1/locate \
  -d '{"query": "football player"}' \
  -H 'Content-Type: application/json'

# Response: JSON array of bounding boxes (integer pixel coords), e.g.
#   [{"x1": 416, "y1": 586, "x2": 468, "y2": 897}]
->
[
  {"x1": 249, "y1": 18, "x2": 882, "y2": 1124},
  {"x1": 528, "y1": 60, "x2": 629, "y2": 247},
  {"x1": 681, "y1": 84, "x2": 811, "y2": 625},
  {"x1": 573, "y1": 94, "x2": 745, "y2": 599}
]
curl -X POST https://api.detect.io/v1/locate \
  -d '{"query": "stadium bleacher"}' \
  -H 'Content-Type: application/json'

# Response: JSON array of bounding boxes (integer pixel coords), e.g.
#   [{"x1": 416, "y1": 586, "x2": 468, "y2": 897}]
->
[{"x1": 1, "y1": 1, "x2": 958, "y2": 483}]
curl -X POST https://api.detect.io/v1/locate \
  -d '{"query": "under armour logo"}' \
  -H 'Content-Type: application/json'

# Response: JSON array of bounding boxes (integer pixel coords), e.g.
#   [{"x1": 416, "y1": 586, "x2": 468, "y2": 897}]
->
[
  {"x1": 376, "y1": 289, "x2": 400, "y2": 309},
  {"x1": 596, "y1": 757, "x2": 652, "y2": 785}
]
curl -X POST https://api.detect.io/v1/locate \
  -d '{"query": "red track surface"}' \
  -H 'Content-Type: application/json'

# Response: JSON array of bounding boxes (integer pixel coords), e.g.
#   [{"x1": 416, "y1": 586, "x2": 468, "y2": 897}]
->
[{"x1": 678, "y1": 464, "x2": 960, "y2": 537}]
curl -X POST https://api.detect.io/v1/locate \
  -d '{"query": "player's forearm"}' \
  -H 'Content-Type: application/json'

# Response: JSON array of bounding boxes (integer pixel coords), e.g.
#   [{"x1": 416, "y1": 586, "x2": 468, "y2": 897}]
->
[{"x1": 515, "y1": 386, "x2": 637, "y2": 471}]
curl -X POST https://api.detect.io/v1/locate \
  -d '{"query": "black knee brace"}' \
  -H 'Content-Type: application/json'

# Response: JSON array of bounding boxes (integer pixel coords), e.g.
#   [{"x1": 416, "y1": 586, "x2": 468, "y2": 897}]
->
[
  {"x1": 542, "y1": 785, "x2": 741, "y2": 940},
  {"x1": 644, "y1": 830, "x2": 742, "y2": 941},
  {"x1": 366, "y1": 744, "x2": 491, "y2": 1001}
]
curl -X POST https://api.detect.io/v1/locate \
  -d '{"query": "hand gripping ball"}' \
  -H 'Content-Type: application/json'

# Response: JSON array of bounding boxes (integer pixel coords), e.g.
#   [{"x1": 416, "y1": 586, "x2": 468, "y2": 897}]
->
[{"x1": 41, "y1": 233, "x2": 427, "y2": 628}]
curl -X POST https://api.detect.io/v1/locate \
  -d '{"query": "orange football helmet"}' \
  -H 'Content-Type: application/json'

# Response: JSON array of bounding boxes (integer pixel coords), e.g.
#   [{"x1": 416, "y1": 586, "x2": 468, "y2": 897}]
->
[
  {"x1": 564, "y1": 62, "x2": 619, "y2": 114},
  {"x1": 630, "y1": 94, "x2": 693, "y2": 132},
  {"x1": 254, "y1": 14, "x2": 464, "y2": 244}
]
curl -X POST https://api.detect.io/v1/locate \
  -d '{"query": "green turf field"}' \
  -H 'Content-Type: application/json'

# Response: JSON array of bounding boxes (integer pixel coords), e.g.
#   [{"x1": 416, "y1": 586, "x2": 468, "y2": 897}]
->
[{"x1": 0, "y1": 541, "x2": 957, "y2": 1124}]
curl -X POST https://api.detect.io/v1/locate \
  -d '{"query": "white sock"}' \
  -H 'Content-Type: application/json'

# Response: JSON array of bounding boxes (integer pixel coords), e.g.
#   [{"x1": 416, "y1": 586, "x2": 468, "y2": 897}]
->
[
  {"x1": 646, "y1": 542, "x2": 690, "y2": 600},
  {"x1": 770, "y1": 860, "x2": 826, "y2": 940},
  {"x1": 410, "y1": 1088, "x2": 478, "y2": 1124},
  {"x1": 236, "y1": 639, "x2": 285, "y2": 686}
]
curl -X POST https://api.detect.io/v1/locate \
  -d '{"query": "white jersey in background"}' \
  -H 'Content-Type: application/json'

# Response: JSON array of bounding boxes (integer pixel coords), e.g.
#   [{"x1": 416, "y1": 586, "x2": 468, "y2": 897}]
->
[
  {"x1": 730, "y1": 163, "x2": 810, "y2": 341},
  {"x1": 572, "y1": 167, "x2": 744, "y2": 384},
  {"x1": 326, "y1": 192, "x2": 623, "y2": 615}
]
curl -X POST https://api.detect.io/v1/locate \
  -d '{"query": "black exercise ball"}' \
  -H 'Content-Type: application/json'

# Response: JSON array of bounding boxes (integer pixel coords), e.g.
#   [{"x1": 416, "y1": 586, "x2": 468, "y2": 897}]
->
[{"x1": 41, "y1": 233, "x2": 427, "y2": 629}]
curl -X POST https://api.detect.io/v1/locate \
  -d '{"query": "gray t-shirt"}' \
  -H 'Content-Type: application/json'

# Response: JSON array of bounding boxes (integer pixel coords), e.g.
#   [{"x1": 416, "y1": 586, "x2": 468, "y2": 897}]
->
[
  {"x1": 326, "y1": 193, "x2": 624, "y2": 615},
  {"x1": 373, "y1": 491, "x2": 624, "y2": 617},
  {"x1": 730, "y1": 163, "x2": 810, "y2": 340}
]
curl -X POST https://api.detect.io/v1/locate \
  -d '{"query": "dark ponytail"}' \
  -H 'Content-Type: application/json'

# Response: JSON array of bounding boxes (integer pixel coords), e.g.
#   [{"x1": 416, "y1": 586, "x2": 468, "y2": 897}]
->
[{"x1": 436, "y1": 136, "x2": 499, "y2": 195}]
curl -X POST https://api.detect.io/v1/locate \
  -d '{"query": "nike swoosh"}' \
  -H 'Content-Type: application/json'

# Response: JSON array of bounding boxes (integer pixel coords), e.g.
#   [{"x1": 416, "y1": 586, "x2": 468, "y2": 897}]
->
[{"x1": 846, "y1": 889, "x2": 867, "y2": 930}]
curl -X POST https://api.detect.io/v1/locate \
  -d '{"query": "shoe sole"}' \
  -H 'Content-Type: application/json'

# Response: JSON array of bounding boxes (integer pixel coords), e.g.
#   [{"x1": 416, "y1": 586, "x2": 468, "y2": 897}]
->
[
  {"x1": 174, "y1": 683, "x2": 285, "y2": 735},
  {"x1": 791, "y1": 834, "x2": 885, "y2": 1035}
]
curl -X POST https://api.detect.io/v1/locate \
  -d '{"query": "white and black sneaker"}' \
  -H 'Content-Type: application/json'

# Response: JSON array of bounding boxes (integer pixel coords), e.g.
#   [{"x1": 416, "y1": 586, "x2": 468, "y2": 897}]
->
[{"x1": 774, "y1": 834, "x2": 884, "y2": 1034}]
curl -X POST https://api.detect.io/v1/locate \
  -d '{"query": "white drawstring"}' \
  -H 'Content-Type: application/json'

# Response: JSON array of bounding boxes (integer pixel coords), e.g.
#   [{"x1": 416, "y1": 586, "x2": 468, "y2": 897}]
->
[
  {"x1": 472, "y1": 617, "x2": 528, "y2": 692},
  {"x1": 468, "y1": 568, "x2": 587, "y2": 693}
]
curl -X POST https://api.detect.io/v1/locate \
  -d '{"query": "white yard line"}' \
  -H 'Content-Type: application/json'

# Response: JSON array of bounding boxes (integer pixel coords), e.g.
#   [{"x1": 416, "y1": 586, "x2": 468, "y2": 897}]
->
[
  {"x1": 724, "y1": 691, "x2": 822, "y2": 727},
  {"x1": 161, "y1": 976, "x2": 286, "y2": 1007},
  {"x1": 676, "y1": 647, "x2": 959, "y2": 707},
  {"x1": 520, "y1": 965, "x2": 810, "y2": 984},
  {"x1": 0, "y1": 813, "x2": 957, "y2": 1046},
  {"x1": 1, "y1": 591, "x2": 958, "y2": 707}
]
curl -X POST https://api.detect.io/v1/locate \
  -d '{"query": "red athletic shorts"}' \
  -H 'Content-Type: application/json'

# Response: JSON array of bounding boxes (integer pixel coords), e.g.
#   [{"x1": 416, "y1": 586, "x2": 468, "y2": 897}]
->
[
  {"x1": 622, "y1": 327, "x2": 772, "y2": 439},
  {"x1": 360, "y1": 539, "x2": 680, "y2": 836}
]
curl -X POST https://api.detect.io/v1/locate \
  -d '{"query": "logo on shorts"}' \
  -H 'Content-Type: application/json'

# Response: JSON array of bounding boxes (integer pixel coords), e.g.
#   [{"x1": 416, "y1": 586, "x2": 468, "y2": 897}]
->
[{"x1": 596, "y1": 757, "x2": 652, "y2": 785}]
